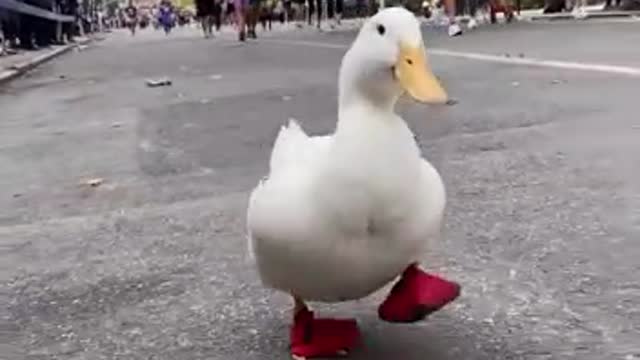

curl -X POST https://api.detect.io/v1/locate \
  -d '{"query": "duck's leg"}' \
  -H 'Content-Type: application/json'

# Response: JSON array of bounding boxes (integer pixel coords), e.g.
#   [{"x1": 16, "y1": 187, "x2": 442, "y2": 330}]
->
[
  {"x1": 290, "y1": 296, "x2": 360, "y2": 360},
  {"x1": 378, "y1": 263, "x2": 461, "y2": 323}
]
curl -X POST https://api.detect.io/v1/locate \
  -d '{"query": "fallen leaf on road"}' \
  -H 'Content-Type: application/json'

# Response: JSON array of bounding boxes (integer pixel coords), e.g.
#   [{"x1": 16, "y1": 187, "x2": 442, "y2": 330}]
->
[
  {"x1": 146, "y1": 78, "x2": 172, "y2": 87},
  {"x1": 84, "y1": 178, "x2": 104, "y2": 187}
]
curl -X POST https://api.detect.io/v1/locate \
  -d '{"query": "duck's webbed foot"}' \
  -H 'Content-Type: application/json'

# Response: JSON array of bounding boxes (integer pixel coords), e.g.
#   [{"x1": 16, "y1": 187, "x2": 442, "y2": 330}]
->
[{"x1": 378, "y1": 263, "x2": 461, "y2": 323}]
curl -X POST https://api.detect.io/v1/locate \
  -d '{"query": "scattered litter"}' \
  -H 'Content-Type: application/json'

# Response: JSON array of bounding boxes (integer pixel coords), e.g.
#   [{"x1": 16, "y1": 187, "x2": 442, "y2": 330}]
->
[
  {"x1": 511, "y1": 81, "x2": 520, "y2": 87},
  {"x1": 209, "y1": 74, "x2": 223, "y2": 80},
  {"x1": 12, "y1": 193, "x2": 22, "y2": 198},
  {"x1": 59, "y1": 75, "x2": 67, "y2": 79},
  {"x1": 146, "y1": 78, "x2": 172, "y2": 87},
  {"x1": 111, "y1": 122, "x2": 122, "y2": 128},
  {"x1": 282, "y1": 95, "x2": 292, "y2": 101},
  {"x1": 551, "y1": 79, "x2": 563, "y2": 85},
  {"x1": 84, "y1": 178, "x2": 104, "y2": 187},
  {"x1": 200, "y1": 98, "x2": 211, "y2": 104}
]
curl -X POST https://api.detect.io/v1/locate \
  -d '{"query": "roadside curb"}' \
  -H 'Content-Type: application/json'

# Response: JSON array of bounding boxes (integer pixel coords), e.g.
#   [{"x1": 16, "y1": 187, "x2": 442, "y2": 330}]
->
[
  {"x1": 525, "y1": 10, "x2": 640, "y2": 21},
  {"x1": 0, "y1": 37, "x2": 93, "y2": 85}
]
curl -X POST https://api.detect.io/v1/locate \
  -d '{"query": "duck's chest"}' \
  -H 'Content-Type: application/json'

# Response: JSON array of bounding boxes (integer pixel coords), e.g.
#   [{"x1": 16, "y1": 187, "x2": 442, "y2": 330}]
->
[{"x1": 316, "y1": 124, "x2": 423, "y2": 235}]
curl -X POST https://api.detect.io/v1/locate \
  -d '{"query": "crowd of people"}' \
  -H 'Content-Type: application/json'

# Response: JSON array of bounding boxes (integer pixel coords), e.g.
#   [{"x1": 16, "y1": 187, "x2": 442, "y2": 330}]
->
[
  {"x1": 1, "y1": 0, "x2": 521, "y2": 55},
  {"x1": 0, "y1": 0, "x2": 83, "y2": 52}
]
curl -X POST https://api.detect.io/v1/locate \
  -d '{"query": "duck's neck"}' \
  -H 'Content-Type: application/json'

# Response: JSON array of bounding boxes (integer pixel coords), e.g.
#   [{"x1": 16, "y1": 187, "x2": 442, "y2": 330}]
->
[{"x1": 337, "y1": 49, "x2": 400, "y2": 121}]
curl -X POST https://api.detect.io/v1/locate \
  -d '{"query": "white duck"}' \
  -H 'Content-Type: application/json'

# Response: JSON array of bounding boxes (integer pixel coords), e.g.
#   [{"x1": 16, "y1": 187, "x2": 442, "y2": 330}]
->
[{"x1": 247, "y1": 7, "x2": 460, "y2": 359}]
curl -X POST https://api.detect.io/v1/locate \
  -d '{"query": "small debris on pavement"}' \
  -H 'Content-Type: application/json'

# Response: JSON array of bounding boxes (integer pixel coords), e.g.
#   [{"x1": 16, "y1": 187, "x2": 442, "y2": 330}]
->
[
  {"x1": 504, "y1": 53, "x2": 511, "y2": 58},
  {"x1": 12, "y1": 193, "x2": 22, "y2": 198},
  {"x1": 518, "y1": 53, "x2": 525, "y2": 58},
  {"x1": 209, "y1": 74, "x2": 223, "y2": 80},
  {"x1": 84, "y1": 178, "x2": 104, "y2": 187},
  {"x1": 282, "y1": 95, "x2": 292, "y2": 101},
  {"x1": 177, "y1": 92, "x2": 185, "y2": 99},
  {"x1": 146, "y1": 78, "x2": 172, "y2": 87},
  {"x1": 111, "y1": 122, "x2": 122, "y2": 128},
  {"x1": 200, "y1": 98, "x2": 211, "y2": 104},
  {"x1": 59, "y1": 75, "x2": 67, "y2": 79},
  {"x1": 551, "y1": 79, "x2": 563, "y2": 85},
  {"x1": 511, "y1": 81, "x2": 520, "y2": 87}
]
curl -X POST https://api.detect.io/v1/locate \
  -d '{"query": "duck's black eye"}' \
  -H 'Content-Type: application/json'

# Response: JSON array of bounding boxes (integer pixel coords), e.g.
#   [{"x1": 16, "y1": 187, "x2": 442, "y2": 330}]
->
[{"x1": 376, "y1": 24, "x2": 386, "y2": 36}]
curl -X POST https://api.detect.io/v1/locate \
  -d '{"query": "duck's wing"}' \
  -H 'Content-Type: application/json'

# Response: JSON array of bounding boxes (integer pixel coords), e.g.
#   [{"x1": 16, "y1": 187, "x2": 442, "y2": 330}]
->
[
  {"x1": 268, "y1": 118, "x2": 332, "y2": 178},
  {"x1": 247, "y1": 119, "x2": 333, "y2": 256}
]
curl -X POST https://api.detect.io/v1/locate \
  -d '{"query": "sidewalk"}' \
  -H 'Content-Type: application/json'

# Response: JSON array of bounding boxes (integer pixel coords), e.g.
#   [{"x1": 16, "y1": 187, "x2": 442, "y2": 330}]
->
[
  {"x1": 518, "y1": 4, "x2": 640, "y2": 21},
  {"x1": 0, "y1": 36, "x2": 91, "y2": 84}
]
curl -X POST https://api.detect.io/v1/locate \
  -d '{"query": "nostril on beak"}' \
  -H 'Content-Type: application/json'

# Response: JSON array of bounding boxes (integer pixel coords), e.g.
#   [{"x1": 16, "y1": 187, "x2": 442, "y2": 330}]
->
[
  {"x1": 445, "y1": 99, "x2": 458, "y2": 106},
  {"x1": 406, "y1": 59, "x2": 413, "y2": 65}
]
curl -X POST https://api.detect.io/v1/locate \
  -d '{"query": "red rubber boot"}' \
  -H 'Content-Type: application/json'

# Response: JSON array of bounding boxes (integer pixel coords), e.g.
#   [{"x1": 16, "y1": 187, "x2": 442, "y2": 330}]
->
[
  {"x1": 290, "y1": 308, "x2": 360, "y2": 358},
  {"x1": 378, "y1": 264, "x2": 461, "y2": 323}
]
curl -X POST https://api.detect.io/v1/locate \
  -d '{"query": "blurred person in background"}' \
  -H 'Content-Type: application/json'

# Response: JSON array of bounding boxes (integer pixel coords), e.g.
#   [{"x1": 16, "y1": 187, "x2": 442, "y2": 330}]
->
[
  {"x1": 157, "y1": 0, "x2": 175, "y2": 34},
  {"x1": 259, "y1": 0, "x2": 274, "y2": 31},
  {"x1": 196, "y1": 0, "x2": 218, "y2": 37},
  {"x1": 124, "y1": 0, "x2": 138, "y2": 35}
]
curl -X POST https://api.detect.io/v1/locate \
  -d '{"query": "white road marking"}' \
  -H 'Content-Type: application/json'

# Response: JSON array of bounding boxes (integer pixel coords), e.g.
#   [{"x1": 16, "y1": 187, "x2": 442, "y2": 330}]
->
[{"x1": 265, "y1": 39, "x2": 640, "y2": 77}]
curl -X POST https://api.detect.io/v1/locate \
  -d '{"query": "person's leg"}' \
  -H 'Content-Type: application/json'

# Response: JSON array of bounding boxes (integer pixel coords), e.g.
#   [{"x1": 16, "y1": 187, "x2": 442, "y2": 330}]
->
[
  {"x1": 308, "y1": 0, "x2": 314, "y2": 25},
  {"x1": 214, "y1": 6, "x2": 222, "y2": 31},
  {"x1": 315, "y1": 0, "x2": 321, "y2": 28},
  {"x1": 260, "y1": 7, "x2": 267, "y2": 30},
  {"x1": 444, "y1": 0, "x2": 461, "y2": 36},
  {"x1": 248, "y1": 4, "x2": 258, "y2": 37},
  {"x1": 200, "y1": 16, "x2": 207, "y2": 36},
  {"x1": 236, "y1": 0, "x2": 246, "y2": 40}
]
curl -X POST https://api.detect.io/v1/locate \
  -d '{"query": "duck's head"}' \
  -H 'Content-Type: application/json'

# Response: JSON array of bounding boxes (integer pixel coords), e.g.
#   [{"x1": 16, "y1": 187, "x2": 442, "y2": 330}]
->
[{"x1": 339, "y1": 7, "x2": 448, "y2": 110}]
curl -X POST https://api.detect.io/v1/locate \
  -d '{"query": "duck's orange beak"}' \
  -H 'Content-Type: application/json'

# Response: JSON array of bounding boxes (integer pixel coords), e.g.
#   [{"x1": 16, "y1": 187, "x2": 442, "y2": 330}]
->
[{"x1": 394, "y1": 43, "x2": 448, "y2": 105}]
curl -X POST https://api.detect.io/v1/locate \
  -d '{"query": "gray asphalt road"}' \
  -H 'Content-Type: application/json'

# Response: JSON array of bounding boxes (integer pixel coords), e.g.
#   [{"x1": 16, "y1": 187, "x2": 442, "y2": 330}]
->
[{"x1": 2, "y1": 20, "x2": 639, "y2": 360}]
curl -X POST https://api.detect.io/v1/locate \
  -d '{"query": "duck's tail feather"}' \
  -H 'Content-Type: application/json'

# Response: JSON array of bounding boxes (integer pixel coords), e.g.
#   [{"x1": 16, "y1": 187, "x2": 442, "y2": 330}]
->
[{"x1": 269, "y1": 118, "x2": 310, "y2": 174}]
